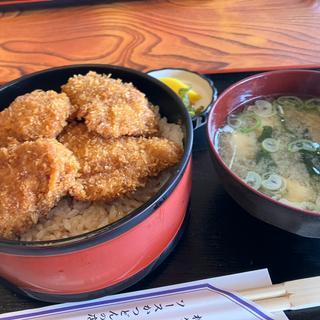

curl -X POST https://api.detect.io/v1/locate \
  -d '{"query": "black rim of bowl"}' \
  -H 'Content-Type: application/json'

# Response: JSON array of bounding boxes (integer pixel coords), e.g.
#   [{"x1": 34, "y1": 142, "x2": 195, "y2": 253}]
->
[{"x1": 0, "y1": 64, "x2": 193, "y2": 255}]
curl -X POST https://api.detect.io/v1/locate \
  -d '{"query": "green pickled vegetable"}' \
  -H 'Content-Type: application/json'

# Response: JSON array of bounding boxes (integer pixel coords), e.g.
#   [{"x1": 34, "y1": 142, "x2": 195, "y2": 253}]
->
[
  {"x1": 188, "y1": 109, "x2": 196, "y2": 117},
  {"x1": 179, "y1": 87, "x2": 191, "y2": 107},
  {"x1": 194, "y1": 105, "x2": 206, "y2": 115},
  {"x1": 178, "y1": 87, "x2": 205, "y2": 117}
]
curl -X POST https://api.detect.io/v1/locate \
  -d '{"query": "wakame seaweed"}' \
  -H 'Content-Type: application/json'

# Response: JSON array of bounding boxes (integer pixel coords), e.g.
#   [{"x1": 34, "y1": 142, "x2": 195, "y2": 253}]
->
[{"x1": 257, "y1": 126, "x2": 272, "y2": 142}]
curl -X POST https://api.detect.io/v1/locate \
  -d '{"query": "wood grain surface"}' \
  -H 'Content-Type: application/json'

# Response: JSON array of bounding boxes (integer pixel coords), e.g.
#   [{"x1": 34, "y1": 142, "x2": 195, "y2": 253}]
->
[{"x1": 1, "y1": 0, "x2": 320, "y2": 83}]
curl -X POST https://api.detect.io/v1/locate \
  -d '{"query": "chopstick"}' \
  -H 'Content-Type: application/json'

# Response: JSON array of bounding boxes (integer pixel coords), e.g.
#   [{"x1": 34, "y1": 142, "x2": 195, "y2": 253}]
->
[{"x1": 237, "y1": 276, "x2": 320, "y2": 312}]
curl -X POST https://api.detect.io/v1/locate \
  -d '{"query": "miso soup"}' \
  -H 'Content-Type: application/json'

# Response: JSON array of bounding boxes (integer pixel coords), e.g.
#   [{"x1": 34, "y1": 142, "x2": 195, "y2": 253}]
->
[{"x1": 216, "y1": 96, "x2": 320, "y2": 212}]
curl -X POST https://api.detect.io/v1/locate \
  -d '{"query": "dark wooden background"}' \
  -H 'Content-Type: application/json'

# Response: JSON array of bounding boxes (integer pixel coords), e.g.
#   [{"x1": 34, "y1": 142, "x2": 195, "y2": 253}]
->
[{"x1": 0, "y1": 71, "x2": 319, "y2": 319}]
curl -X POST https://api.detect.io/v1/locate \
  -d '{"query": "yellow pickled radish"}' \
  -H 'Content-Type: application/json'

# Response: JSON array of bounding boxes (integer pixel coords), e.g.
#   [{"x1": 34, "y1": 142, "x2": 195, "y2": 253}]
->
[{"x1": 159, "y1": 77, "x2": 201, "y2": 103}]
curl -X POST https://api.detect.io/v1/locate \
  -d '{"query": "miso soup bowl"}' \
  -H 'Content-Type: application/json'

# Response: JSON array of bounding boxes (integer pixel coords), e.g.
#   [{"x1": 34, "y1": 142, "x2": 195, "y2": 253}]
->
[
  {"x1": 0, "y1": 64, "x2": 193, "y2": 302},
  {"x1": 207, "y1": 69, "x2": 320, "y2": 238}
]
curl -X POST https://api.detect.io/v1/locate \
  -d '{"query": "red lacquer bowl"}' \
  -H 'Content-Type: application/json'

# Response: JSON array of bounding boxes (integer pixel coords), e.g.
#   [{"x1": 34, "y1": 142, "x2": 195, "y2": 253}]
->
[
  {"x1": 0, "y1": 65, "x2": 193, "y2": 302},
  {"x1": 207, "y1": 69, "x2": 320, "y2": 238}
]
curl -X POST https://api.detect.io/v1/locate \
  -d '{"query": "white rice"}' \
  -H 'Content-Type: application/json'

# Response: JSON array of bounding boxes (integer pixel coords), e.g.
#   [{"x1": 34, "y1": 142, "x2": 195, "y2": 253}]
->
[{"x1": 20, "y1": 116, "x2": 183, "y2": 242}]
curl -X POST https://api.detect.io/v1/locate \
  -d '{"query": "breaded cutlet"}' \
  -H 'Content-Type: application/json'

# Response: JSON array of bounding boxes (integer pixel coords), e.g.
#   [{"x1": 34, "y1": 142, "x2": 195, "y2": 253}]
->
[
  {"x1": 59, "y1": 123, "x2": 183, "y2": 202},
  {"x1": 0, "y1": 139, "x2": 79, "y2": 239},
  {"x1": 61, "y1": 71, "x2": 159, "y2": 139},
  {"x1": 0, "y1": 89, "x2": 75, "y2": 147}
]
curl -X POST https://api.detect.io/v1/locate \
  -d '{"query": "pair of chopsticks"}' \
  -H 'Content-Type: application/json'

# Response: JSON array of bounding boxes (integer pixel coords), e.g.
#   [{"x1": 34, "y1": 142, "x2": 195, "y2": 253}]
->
[{"x1": 237, "y1": 276, "x2": 320, "y2": 312}]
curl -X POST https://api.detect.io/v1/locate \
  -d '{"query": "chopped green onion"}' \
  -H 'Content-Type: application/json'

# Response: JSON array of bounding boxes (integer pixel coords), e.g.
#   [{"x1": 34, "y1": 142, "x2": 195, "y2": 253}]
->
[
  {"x1": 304, "y1": 98, "x2": 320, "y2": 110},
  {"x1": 261, "y1": 173, "x2": 284, "y2": 192},
  {"x1": 262, "y1": 138, "x2": 279, "y2": 153},
  {"x1": 238, "y1": 114, "x2": 261, "y2": 133},
  {"x1": 274, "y1": 102, "x2": 295, "y2": 135},
  {"x1": 227, "y1": 114, "x2": 242, "y2": 129},
  {"x1": 253, "y1": 100, "x2": 275, "y2": 117},
  {"x1": 244, "y1": 171, "x2": 262, "y2": 190},
  {"x1": 275, "y1": 103, "x2": 284, "y2": 115},
  {"x1": 276, "y1": 96, "x2": 304, "y2": 109},
  {"x1": 288, "y1": 139, "x2": 319, "y2": 152}
]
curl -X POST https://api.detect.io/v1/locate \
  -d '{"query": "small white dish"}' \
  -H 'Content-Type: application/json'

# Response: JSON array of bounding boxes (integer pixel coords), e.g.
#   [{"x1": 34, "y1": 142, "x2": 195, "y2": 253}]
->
[
  {"x1": 147, "y1": 68, "x2": 218, "y2": 151},
  {"x1": 147, "y1": 67, "x2": 217, "y2": 125}
]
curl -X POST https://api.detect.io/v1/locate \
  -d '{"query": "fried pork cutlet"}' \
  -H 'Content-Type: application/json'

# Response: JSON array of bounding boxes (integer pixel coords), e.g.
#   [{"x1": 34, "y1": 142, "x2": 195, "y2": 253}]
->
[
  {"x1": 0, "y1": 90, "x2": 75, "y2": 147},
  {"x1": 59, "y1": 123, "x2": 183, "y2": 202},
  {"x1": 0, "y1": 139, "x2": 79, "y2": 239},
  {"x1": 61, "y1": 71, "x2": 158, "y2": 139}
]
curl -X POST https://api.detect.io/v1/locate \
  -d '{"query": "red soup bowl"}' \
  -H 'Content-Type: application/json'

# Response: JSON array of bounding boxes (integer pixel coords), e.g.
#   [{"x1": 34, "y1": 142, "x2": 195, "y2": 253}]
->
[
  {"x1": 207, "y1": 69, "x2": 320, "y2": 238},
  {"x1": 0, "y1": 64, "x2": 193, "y2": 302}
]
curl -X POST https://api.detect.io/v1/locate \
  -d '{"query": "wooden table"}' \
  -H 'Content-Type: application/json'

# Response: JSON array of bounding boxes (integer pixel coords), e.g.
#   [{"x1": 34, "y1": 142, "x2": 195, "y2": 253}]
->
[
  {"x1": 0, "y1": 1, "x2": 320, "y2": 319},
  {"x1": 1, "y1": 0, "x2": 320, "y2": 83}
]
